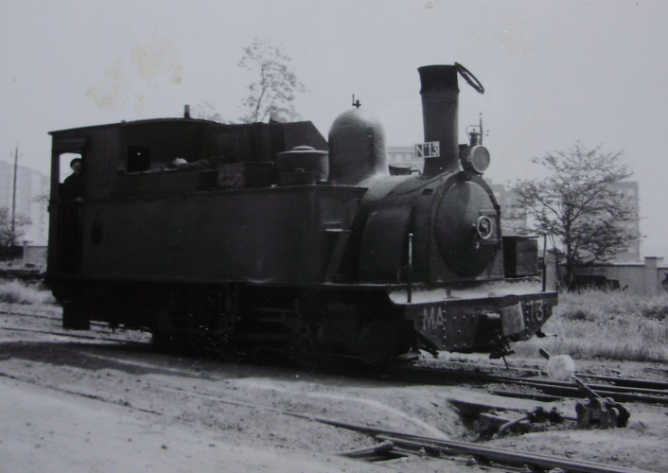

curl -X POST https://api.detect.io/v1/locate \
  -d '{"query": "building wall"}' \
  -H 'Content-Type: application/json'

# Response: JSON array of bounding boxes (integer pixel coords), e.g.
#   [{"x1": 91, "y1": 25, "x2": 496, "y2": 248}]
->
[
  {"x1": 0, "y1": 160, "x2": 50, "y2": 245},
  {"x1": 23, "y1": 245, "x2": 48, "y2": 266},
  {"x1": 575, "y1": 257, "x2": 668, "y2": 295},
  {"x1": 611, "y1": 181, "x2": 641, "y2": 262},
  {"x1": 387, "y1": 146, "x2": 423, "y2": 171}
]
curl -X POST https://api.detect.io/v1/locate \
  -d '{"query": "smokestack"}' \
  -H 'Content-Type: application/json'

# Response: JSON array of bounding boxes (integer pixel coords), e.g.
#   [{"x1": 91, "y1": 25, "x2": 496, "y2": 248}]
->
[
  {"x1": 184, "y1": 104, "x2": 191, "y2": 119},
  {"x1": 418, "y1": 65, "x2": 460, "y2": 177}
]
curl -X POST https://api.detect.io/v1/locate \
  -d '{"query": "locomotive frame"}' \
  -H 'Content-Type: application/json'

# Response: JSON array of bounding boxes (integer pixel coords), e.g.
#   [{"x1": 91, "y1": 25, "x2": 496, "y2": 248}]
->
[{"x1": 46, "y1": 64, "x2": 557, "y2": 364}]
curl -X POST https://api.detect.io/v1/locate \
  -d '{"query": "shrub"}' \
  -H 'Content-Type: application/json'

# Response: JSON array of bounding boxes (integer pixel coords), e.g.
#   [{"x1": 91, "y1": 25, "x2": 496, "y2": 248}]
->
[{"x1": 0, "y1": 279, "x2": 55, "y2": 305}]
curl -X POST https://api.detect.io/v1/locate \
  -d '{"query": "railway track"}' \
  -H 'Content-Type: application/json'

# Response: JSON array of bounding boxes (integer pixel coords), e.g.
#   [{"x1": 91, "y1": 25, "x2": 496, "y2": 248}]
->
[
  {"x1": 3, "y1": 359, "x2": 652, "y2": 473},
  {"x1": 0, "y1": 309, "x2": 139, "y2": 339},
  {"x1": 396, "y1": 365, "x2": 668, "y2": 406},
  {"x1": 156, "y1": 385, "x2": 653, "y2": 473},
  {"x1": 3, "y1": 306, "x2": 668, "y2": 411},
  {"x1": 0, "y1": 315, "x2": 664, "y2": 473},
  {"x1": 0, "y1": 308, "x2": 151, "y2": 345},
  {"x1": 0, "y1": 308, "x2": 111, "y2": 329},
  {"x1": 0, "y1": 326, "x2": 149, "y2": 346},
  {"x1": 4, "y1": 310, "x2": 668, "y2": 407}
]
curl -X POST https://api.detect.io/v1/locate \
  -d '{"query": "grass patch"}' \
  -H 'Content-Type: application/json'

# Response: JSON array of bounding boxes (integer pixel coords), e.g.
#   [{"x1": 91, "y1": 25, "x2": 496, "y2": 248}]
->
[
  {"x1": 0, "y1": 279, "x2": 56, "y2": 305},
  {"x1": 515, "y1": 290, "x2": 668, "y2": 362}
]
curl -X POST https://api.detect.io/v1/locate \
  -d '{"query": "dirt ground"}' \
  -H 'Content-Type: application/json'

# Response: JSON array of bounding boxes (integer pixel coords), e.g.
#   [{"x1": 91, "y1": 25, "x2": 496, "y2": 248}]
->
[{"x1": 1, "y1": 302, "x2": 667, "y2": 473}]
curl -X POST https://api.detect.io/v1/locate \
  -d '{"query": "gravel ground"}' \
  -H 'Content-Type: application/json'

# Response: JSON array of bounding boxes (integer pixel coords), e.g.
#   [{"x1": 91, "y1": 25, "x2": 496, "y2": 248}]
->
[{"x1": 1, "y1": 302, "x2": 667, "y2": 472}]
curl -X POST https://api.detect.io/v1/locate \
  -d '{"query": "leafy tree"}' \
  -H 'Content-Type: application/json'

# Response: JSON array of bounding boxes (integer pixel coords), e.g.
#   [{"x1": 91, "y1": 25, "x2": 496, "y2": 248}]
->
[
  {"x1": 0, "y1": 206, "x2": 31, "y2": 247},
  {"x1": 513, "y1": 143, "x2": 639, "y2": 285},
  {"x1": 238, "y1": 38, "x2": 305, "y2": 124}
]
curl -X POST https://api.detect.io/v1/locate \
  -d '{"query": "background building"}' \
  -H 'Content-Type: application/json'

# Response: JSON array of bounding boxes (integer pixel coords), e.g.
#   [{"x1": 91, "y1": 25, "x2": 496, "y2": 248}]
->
[
  {"x1": 486, "y1": 181, "x2": 528, "y2": 236},
  {"x1": 387, "y1": 146, "x2": 423, "y2": 172},
  {"x1": 0, "y1": 160, "x2": 50, "y2": 245},
  {"x1": 611, "y1": 181, "x2": 641, "y2": 262}
]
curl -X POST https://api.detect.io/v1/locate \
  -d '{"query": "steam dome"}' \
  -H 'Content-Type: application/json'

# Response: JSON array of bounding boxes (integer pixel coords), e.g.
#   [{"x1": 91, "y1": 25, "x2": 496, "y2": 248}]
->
[{"x1": 328, "y1": 108, "x2": 388, "y2": 185}]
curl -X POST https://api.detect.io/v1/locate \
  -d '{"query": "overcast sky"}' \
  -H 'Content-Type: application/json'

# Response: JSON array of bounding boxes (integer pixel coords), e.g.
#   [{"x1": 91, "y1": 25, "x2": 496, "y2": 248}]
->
[{"x1": 2, "y1": 0, "x2": 667, "y2": 257}]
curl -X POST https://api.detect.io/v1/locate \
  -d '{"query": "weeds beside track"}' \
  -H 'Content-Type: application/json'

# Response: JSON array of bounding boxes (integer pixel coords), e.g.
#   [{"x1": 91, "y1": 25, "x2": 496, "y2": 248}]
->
[{"x1": 515, "y1": 290, "x2": 668, "y2": 363}]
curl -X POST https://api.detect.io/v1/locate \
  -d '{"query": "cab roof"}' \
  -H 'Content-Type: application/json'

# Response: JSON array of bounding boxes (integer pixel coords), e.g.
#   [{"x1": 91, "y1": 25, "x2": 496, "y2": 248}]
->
[{"x1": 49, "y1": 117, "x2": 252, "y2": 135}]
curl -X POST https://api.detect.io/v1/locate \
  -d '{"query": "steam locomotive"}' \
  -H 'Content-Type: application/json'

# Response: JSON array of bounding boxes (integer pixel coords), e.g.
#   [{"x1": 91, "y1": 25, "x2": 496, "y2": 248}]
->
[{"x1": 46, "y1": 64, "x2": 557, "y2": 364}]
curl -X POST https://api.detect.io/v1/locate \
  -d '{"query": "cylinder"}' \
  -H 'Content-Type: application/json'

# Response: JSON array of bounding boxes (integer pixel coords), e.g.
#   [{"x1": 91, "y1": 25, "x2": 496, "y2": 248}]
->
[{"x1": 418, "y1": 65, "x2": 460, "y2": 176}]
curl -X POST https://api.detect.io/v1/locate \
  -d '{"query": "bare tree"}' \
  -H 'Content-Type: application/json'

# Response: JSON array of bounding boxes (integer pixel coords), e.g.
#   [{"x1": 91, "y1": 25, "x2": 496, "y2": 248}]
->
[
  {"x1": 0, "y1": 206, "x2": 31, "y2": 247},
  {"x1": 513, "y1": 143, "x2": 639, "y2": 285},
  {"x1": 238, "y1": 38, "x2": 305, "y2": 124}
]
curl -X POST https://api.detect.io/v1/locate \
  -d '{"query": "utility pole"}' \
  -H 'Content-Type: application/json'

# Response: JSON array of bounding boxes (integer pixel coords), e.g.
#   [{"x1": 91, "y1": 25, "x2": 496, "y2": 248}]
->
[{"x1": 11, "y1": 144, "x2": 19, "y2": 243}]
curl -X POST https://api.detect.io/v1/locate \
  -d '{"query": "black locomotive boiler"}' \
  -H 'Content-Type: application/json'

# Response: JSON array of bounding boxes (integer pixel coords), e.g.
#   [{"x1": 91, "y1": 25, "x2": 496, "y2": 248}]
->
[{"x1": 46, "y1": 64, "x2": 557, "y2": 364}]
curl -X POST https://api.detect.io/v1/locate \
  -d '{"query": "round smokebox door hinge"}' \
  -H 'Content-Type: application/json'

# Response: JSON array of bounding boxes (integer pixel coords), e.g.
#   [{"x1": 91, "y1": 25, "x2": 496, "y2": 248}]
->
[{"x1": 475, "y1": 216, "x2": 493, "y2": 240}]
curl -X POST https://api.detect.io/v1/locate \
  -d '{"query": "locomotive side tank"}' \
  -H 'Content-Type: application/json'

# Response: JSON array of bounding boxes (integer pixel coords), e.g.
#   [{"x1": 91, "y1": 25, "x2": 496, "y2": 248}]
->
[{"x1": 46, "y1": 64, "x2": 557, "y2": 363}]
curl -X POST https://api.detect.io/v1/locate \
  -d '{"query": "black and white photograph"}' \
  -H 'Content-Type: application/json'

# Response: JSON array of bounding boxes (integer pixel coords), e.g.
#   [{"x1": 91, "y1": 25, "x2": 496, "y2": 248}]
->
[{"x1": 1, "y1": 1, "x2": 667, "y2": 472}]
